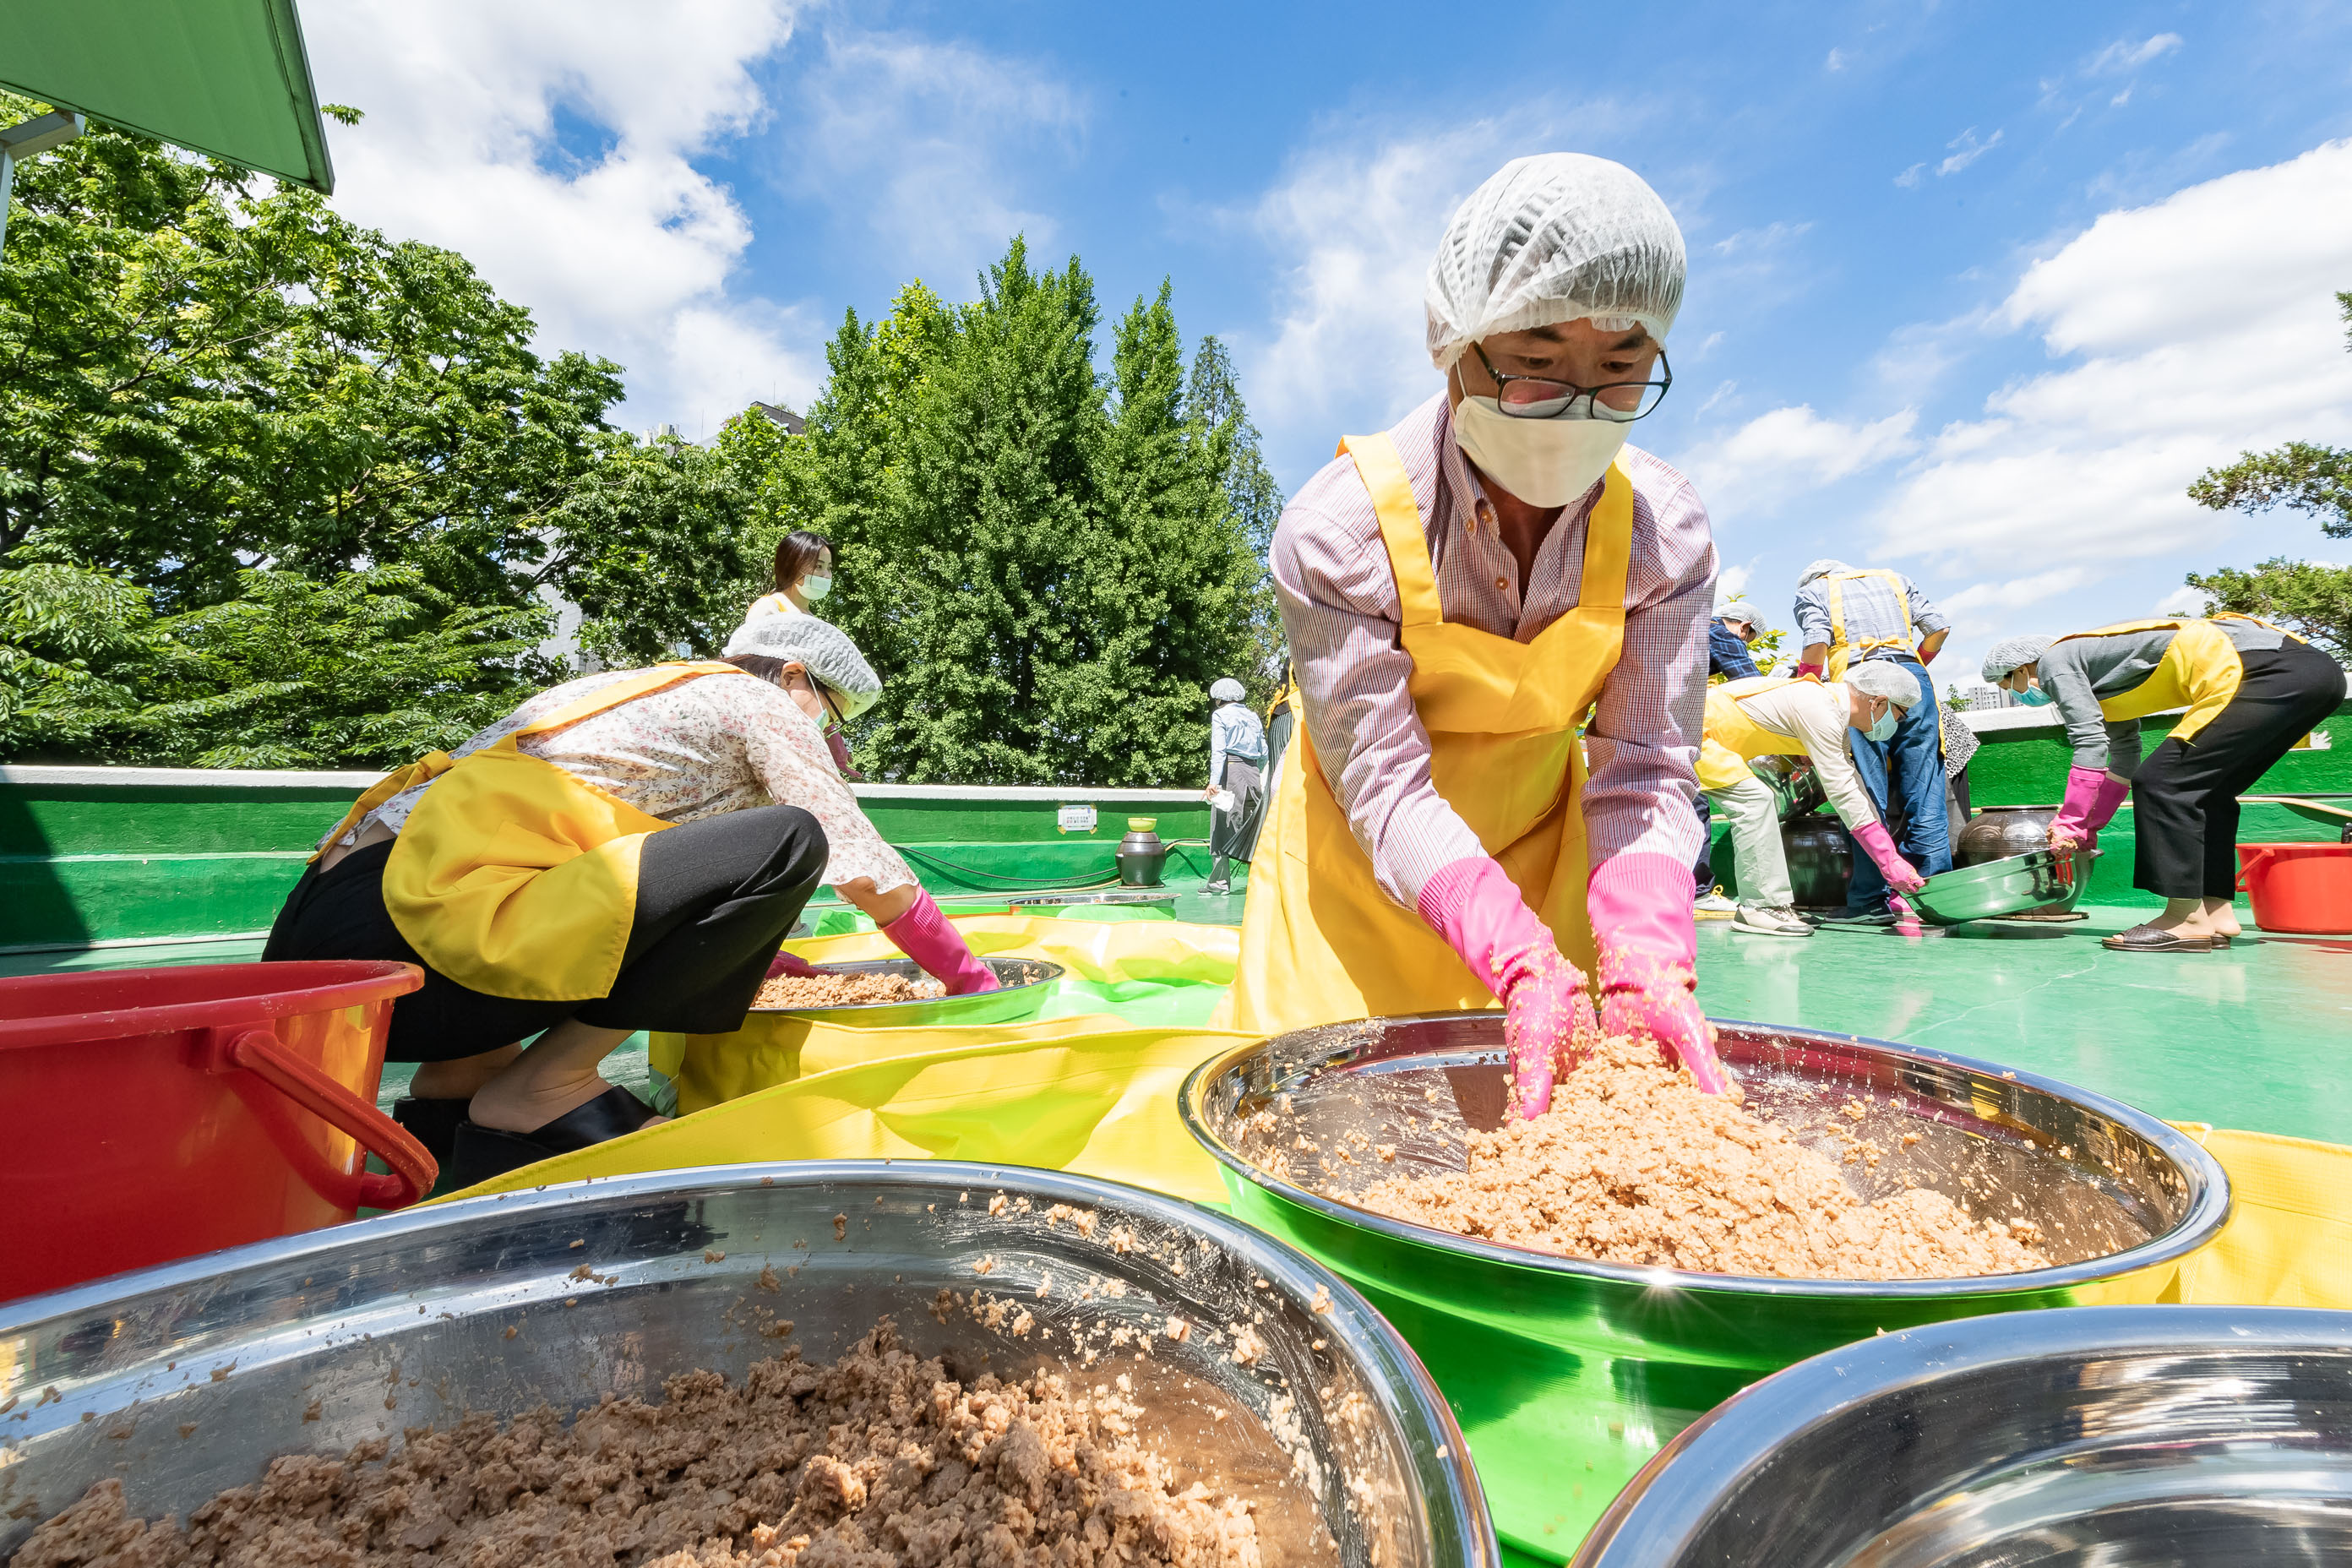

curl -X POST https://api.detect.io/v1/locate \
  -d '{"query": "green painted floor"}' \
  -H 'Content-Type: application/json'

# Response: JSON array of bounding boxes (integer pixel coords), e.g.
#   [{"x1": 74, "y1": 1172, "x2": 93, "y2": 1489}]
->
[{"x1": 1694, "y1": 902, "x2": 2352, "y2": 1144}]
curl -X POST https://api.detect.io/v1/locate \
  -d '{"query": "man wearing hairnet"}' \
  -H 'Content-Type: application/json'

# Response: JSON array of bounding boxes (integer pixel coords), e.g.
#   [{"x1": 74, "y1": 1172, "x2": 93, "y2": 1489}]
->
[{"x1": 1220, "y1": 153, "x2": 1727, "y2": 1116}]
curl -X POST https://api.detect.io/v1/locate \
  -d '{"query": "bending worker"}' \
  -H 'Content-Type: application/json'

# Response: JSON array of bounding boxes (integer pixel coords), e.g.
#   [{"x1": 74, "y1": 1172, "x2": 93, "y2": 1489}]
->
[
  {"x1": 1982, "y1": 615, "x2": 2345, "y2": 953},
  {"x1": 1697, "y1": 665, "x2": 1930, "y2": 937},
  {"x1": 1694, "y1": 598, "x2": 1767, "y2": 916},
  {"x1": 1202, "y1": 677, "x2": 1267, "y2": 896},
  {"x1": 1224, "y1": 152, "x2": 1729, "y2": 1117},
  {"x1": 1793, "y1": 560, "x2": 1952, "y2": 925},
  {"x1": 264, "y1": 615, "x2": 996, "y2": 1187}
]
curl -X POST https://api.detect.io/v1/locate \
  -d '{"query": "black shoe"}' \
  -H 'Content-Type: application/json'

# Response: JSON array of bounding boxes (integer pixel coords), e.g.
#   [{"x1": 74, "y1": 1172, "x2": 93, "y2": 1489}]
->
[
  {"x1": 2101, "y1": 923, "x2": 2215, "y2": 953},
  {"x1": 443, "y1": 1084, "x2": 660, "y2": 1190},
  {"x1": 1816, "y1": 906, "x2": 1897, "y2": 927},
  {"x1": 390, "y1": 1097, "x2": 471, "y2": 1170}
]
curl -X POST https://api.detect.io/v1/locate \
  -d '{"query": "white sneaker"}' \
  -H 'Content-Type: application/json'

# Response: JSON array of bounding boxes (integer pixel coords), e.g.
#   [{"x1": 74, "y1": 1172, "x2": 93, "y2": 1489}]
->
[
  {"x1": 1732, "y1": 903, "x2": 1815, "y2": 938},
  {"x1": 1694, "y1": 888, "x2": 1739, "y2": 917}
]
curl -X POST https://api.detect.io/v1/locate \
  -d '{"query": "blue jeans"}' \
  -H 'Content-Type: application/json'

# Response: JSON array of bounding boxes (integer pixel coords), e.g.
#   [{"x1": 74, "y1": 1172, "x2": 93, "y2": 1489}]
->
[{"x1": 1843, "y1": 659, "x2": 1952, "y2": 910}]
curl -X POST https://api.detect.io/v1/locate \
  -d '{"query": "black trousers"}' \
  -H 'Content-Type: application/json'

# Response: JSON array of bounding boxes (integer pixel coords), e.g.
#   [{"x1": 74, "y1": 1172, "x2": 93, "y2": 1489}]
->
[
  {"x1": 263, "y1": 805, "x2": 829, "y2": 1062},
  {"x1": 2131, "y1": 640, "x2": 2348, "y2": 899}
]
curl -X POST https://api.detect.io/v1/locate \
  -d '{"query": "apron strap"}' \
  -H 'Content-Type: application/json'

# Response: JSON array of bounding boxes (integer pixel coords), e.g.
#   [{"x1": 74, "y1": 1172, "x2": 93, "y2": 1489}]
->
[
  {"x1": 1338, "y1": 433, "x2": 1443, "y2": 629},
  {"x1": 1576, "y1": 463, "x2": 1634, "y2": 612},
  {"x1": 498, "y1": 662, "x2": 749, "y2": 748}
]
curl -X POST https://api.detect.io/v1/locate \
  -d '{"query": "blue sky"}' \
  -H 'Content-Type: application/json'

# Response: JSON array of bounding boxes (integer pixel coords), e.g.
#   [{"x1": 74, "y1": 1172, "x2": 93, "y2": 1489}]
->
[{"x1": 303, "y1": 0, "x2": 2352, "y2": 685}]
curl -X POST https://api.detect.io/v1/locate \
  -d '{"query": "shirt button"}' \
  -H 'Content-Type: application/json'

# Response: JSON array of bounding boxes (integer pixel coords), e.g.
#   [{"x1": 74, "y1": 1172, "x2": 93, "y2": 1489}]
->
[{"x1": 1495, "y1": 576, "x2": 1508, "y2": 591}]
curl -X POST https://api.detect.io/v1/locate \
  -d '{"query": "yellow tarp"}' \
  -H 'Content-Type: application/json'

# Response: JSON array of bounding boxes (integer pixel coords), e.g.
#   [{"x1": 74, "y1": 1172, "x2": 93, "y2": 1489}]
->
[
  {"x1": 438, "y1": 918, "x2": 1250, "y2": 1206},
  {"x1": 2164, "y1": 1124, "x2": 2352, "y2": 1308}
]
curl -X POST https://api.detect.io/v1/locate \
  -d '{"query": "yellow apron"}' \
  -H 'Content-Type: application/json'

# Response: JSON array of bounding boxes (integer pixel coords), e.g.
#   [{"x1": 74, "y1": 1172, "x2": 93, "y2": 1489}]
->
[
  {"x1": 1218, "y1": 432, "x2": 1633, "y2": 1037},
  {"x1": 748, "y1": 592, "x2": 796, "y2": 618},
  {"x1": 1696, "y1": 675, "x2": 1818, "y2": 792},
  {"x1": 2053, "y1": 614, "x2": 2295, "y2": 746},
  {"x1": 313, "y1": 663, "x2": 752, "y2": 1002}
]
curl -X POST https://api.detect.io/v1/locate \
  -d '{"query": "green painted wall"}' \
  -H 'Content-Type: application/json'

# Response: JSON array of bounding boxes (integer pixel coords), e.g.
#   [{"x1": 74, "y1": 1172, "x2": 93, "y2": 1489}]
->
[
  {"x1": 0, "y1": 779, "x2": 1217, "y2": 950},
  {"x1": 1966, "y1": 700, "x2": 2352, "y2": 806}
]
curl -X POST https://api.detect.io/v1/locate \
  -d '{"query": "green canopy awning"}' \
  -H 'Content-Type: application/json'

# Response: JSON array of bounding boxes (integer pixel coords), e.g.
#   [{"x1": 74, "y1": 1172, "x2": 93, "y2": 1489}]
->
[{"x1": 0, "y1": 0, "x2": 333, "y2": 193}]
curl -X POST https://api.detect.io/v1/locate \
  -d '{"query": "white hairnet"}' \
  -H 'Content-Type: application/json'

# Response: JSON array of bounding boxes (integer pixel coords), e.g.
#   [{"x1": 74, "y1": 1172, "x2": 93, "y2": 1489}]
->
[
  {"x1": 723, "y1": 613, "x2": 883, "y2": 720},
  {"x1": 1210, "y1": 678, "x2": 1246, "y2": 703},
  {"x1": 1425, "y1": 153, "x2": 1686, "y2": 371},
  {"x1": 1798, "y1": 559, "x2": 1851, "y2": 587},
  {"x1": 1981, "y1": 635, "x2": 2053, "y2": 685},
  {"x1": 1715, "y1": 599, "x2": 1762, "y2": 629},
  {"x1": 1843, "y1": 662, "x2": 1921, "y2": 709}
]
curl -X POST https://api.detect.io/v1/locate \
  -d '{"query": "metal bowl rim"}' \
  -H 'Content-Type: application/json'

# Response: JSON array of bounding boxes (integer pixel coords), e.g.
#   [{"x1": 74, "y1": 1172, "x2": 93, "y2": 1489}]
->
[
  {"x1": 746, "y1": 955, "x2": 1066, "y2": 1015},
  {"x1": 0, "y1": 1158, "x2": 1501, "y2": 1568},
  {"x1": 1920, "y1": 847, "x2": 2099, "y2": 890},
  {"x1": 1006, "y1": 890, "x2": 1182, "y2": 906},
  {"x1": 1177, "y1": 1012, "x2": 2231, "y2": 1299},
  {"x1": 1571, "y1": 1304, "x2": 2352, "y2": 1566}
]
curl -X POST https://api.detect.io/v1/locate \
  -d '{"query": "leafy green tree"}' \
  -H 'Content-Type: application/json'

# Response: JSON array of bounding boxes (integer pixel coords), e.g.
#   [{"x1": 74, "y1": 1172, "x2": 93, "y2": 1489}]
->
[
  {"x1": 0, "y1": 101, "x2": 773, "y2": 765},
  {"x1": 2190, "y1": 291, "x2": 2352, "y2": 538},
  {"x1": 2182, "y1": 558, "x2": 2352, "y2": 662}
]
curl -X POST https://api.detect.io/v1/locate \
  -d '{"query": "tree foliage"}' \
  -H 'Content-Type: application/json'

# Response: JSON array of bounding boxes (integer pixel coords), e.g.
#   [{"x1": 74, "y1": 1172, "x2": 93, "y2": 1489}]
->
[
  {"x1": 740, "y1": 241, "x2": 1283, "y2": 786},
  {"x1": 2182, "y1": 558, "x2": 2352, "y2": 663},
  {"x1": 2189, "y1": 291, "x2": 2352, "y2": 539},
  {"x1": 0, "y1": 101, "x2": 765, "y2": 766}
]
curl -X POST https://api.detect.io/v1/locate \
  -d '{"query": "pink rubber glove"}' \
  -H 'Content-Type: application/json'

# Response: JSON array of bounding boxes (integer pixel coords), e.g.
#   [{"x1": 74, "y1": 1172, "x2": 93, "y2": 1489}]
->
[
  {"x1": 1418, "y1": 857, "x2": 1598, "y2": 1120},
  {"x1": 2049, "y1": 765, "x2": 2127, "y2": 852},
  {"x1": 765, "y1": 948, "x2": 824, "y2": 980},
  {"x1": 1854, "y1": 820, "x2": 1925, "y2": 893},
  {"x1": 1589, "y1": 853, "x2": 1729, "y2": 1096},
  {"x1": 880, "y1": 890, "x2": 1000, "y2": 995},
  {"x1": 1794, "y1": 661, "x2": 1826, "y2": 680}
]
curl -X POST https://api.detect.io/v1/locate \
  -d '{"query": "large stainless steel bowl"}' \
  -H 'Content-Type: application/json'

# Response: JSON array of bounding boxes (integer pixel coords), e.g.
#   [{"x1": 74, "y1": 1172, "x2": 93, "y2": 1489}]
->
[
  {"x1": 1180, "y1": 1014, "x2": 2230, "y2": 1563},
  {"x1": 1009, "y1": 890, "x2": 1181, "y2": 916},
  {"x1": 1571, "y1": 1304, "x2": 2352, "y2": 1566},
  {"x1": 0, "y1": 1162, "x2": 1495, "y2": 1568},
  {"x1": 752, "y1": 954, "x2": 1064, "y2": 1026},
  {"x1": 1910, "y1": 847, "x2": 2098, "y2": 925}
]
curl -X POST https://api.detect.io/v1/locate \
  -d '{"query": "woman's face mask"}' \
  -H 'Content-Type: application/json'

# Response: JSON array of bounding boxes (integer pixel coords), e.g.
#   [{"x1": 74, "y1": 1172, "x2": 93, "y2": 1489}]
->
[
  {"x1": 2014, "y1": 678, "x2": 2052, "y2": 706},
  {"x1": 1864, "y1": 699, "x2": 1899, "y2": 743},
  {"x1": 800, "y1": 573, "x2": 833, "y2": 602}
]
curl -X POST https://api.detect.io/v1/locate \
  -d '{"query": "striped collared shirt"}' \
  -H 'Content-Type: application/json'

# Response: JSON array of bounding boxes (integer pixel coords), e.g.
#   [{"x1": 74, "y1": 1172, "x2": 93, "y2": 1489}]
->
[
  {"x1": 1269, "y1": 391, "x2": 1714, "y2": 909},
  {"x1": 1792, "y1": 570, "x2": 1948, "y2": 665}
]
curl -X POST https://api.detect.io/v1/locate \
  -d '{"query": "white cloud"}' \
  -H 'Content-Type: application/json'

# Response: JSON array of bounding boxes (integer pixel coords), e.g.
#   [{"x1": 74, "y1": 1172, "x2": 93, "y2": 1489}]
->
[
  {"x1": 1712, "y1": 220, "x2": 1813, "y2": 257},
  {"x1": 1717, "y1": 561, "x2": 1755, "y2": 599},
  {"x1": 2154, "y1": 584, "x2": 2213, "y2": 616},
  {"x1": 2088, "y1": 33, "x2": 2184, "y2": 74},
  {"x1": 1825, "y1": 49, "x2": 1846, "y2": 72},
  {"x1": 1937, "y1": 128, "x2": 2003, "y2": 177},
  {"x1": 1875, "y1": 139, "x2": 2352, "y2": 577},
  {"x1": 1676, "y1": 405, "x2": 1919, "y2": 521},
  {"x1": 302, "y1": 0, "x2": 817, "y2": 436},
  {"x1": 787, "y1": 30, "x2": 1087, "y2": 286},
  {"x1": 1239, "y1": 124, "x2": 1505, "y2": 459}
]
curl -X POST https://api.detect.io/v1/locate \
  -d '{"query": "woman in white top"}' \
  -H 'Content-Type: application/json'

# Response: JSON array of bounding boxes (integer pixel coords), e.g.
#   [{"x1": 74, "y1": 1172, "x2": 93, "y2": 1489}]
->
[{"x1": 744, "y1": 529, "x2": 834, "y2": 622}]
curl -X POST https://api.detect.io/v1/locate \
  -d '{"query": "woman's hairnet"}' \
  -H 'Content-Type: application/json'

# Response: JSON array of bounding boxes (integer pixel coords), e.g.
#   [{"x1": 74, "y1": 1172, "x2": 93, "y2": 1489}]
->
[
  {"x1": 1843, "y1": 662, "x2": 1921, "y2": 709},
  {"x1": 1798, "y1": 559, "x2": 1851, "y2": 587},
  {"x1": 1425, "y1": 153, "x2": 1685, "y2": 371},
  {"x1": 724, "y1": 613, "x2": 883, "y2": 720},
  {"x1": 1210, "y1": 678, "x2": 1247, "y2": 703},
  {"x1": 1981, "y1": 635, "x2": 2054, "y2": 685},
  {"x1": 1715, "y1": 599, "x2": 1762, "y2": 629}
]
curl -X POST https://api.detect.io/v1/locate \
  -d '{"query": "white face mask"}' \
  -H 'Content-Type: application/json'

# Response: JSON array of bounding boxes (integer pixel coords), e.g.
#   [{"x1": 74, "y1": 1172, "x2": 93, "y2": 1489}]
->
[
  {"x1": 1451, "y1": 395, "x2": 1631, "y2": 508},
  {"x1": 1864, "y1": 700, "x2": 1899, "y2": 744},
  {"x1": 800, "y1": 574, "x2": 833, "y2": 602}
]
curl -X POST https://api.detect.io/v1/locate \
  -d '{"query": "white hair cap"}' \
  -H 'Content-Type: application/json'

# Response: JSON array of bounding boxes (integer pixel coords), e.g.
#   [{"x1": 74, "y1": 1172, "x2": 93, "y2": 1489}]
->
[
  {"x1": 1715, "y1": 599, "x2": 1762, "y2": 628},
  {"x1": 1424, "y1": 153, "x2": 1686, "y2": 371},
  {"x1": 1210, "y1": 678, "x2": 1247, "y2": 703},
  {"x1": 1798, "y1": 559, "x2": 1852, "y2": 587},
  {"x1": 722, "y1": 613, "x2": 883, "y2": 720},
  {"x1": 1843, "y1": 662, "x2": 1921, "y2": 709},
  {"x1": 1982, "y1": 635, "x2": 2054, "y2": 685}
]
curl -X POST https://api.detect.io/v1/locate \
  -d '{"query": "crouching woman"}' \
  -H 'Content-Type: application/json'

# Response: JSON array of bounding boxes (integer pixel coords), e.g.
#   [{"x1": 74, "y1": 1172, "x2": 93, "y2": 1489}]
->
[{"x1": 263, "y1": 615, "x2": 994, "y2": 1186}]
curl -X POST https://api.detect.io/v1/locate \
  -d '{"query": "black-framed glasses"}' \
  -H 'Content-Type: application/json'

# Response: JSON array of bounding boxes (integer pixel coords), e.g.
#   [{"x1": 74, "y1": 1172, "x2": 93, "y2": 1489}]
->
[{"x1": 1473, "y1": 341, "x2": 1673, "y2": 422}]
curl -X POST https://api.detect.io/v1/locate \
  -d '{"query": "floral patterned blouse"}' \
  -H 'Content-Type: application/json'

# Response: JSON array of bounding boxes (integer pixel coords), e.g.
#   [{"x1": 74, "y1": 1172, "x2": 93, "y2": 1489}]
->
[{"x1": 341, "y1": 667, "x2": 914, "y2": 895}]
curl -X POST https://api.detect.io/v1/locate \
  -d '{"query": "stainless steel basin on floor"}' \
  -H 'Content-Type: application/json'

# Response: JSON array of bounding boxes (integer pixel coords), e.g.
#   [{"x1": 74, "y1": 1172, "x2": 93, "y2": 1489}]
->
[
  {"x1": 750, "y1": 954, "x2": 1064, "y2": 1025},
  {"x1": 1571, "y1": 1304, "x2": 2352, "y2": 1566},
  {"x1": 0, "y1": 1162, "x2": 1494, "y2": 1568}
]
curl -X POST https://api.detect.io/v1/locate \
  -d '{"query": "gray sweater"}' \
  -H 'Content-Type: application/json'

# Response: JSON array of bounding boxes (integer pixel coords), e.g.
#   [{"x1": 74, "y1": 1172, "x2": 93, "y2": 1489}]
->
[{"x1": 2040, "y1": 619, "x2": 2285, "y2": 774}]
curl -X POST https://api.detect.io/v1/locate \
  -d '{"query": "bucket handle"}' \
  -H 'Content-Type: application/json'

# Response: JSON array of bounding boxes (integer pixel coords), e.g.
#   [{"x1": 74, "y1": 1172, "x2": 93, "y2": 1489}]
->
[
  {"x1": 2235, "y1": 846, "x2": 2280, "y2": 894},
  {"x1": 213, "y1": 1026, "x2": 437, "y2": 1209}
]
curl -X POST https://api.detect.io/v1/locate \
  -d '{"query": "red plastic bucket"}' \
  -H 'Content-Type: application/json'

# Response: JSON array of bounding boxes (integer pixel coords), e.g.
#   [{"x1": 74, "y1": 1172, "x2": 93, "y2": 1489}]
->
[
  {"x1": 0, "y1": 961, "x2": 429, "y2": 1301},
  {"x1": 2235, "y1": 843, "x2": 2352, "y2": 934}
]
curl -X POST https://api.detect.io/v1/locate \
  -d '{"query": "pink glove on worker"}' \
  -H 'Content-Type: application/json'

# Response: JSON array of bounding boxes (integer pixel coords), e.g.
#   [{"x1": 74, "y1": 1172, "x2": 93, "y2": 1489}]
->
[
  {"x1": 2049, "y1": 765, "x2": 2129, "y2": 852},
  {"x1": 1794, "y1": 662, "x2": 1826, "y2": 680},
  {"x1": 765, "y1": 948, "x2": 824, "y2": 980},
  {"x1": 1418, "y1": 857, "x2": 1598, "y2": 1121},
  {"x1": 1588, "y1": 854, "x2": 1730, "y2": 1097},
  {"x1": 880, "y1": 890, "x2": 1000, "y2": 995},
  {"x1": 1854, "y1": 820, "x2": 1926, "y2": 894}
]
